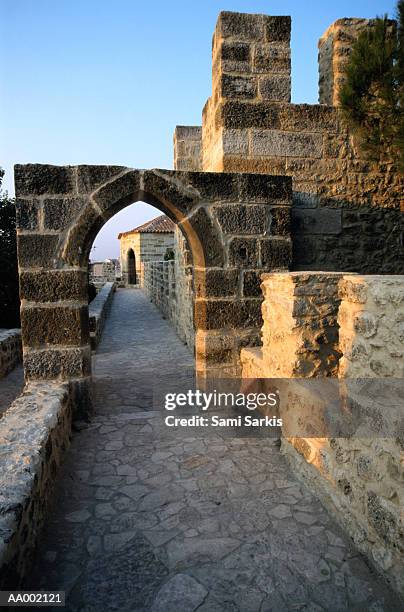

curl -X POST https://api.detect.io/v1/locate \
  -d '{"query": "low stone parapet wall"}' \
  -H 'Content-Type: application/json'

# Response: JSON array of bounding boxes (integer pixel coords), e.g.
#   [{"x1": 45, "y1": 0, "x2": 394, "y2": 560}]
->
[
  {"x1": 241, "y1": 272, "x2": 404, "y2": 597},
  {"x1": 89, "y1": 282, "x2": 116, "y2": 349},
  {"x1": 0, "y1": 382, "x2": 72, "y2": 588},
  {"x1": 0, "y1": 329, "x2": 22, "y2": 379},
  {"x1": 143, "y1": 256, "x2": 194, "y2": 351}
]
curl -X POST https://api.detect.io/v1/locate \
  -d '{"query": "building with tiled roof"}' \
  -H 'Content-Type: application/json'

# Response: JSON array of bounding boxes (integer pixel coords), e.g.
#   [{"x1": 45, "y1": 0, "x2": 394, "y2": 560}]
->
[{"x1": 118, "y1": 215, "x2": 175, "y2": 285}]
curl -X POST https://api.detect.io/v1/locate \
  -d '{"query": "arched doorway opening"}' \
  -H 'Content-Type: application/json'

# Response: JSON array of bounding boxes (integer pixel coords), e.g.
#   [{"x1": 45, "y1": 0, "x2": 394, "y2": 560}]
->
[
  {"x1": 127, "y1": 249, "x2": 136, "y2": 285},
  {"x1": 15, "y1": 164, "x2": 292, "y2": 416}
]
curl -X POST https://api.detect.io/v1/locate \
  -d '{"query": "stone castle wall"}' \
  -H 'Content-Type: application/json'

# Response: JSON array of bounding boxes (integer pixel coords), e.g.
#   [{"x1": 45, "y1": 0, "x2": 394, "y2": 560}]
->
[
  {"x1": 180, "y1": 12, "x2": 403, "y2": 274},
  {"x1": 0, "y1": 329, "x2": 22, "y2": 379},
  {"x1": 241, "y1": 272, "x2": 404, "y2": 596}
]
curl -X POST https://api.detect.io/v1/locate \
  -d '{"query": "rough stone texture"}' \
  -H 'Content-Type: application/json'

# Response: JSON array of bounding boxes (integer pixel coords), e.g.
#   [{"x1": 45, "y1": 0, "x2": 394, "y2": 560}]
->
[
  {"x1": 15, "y1": 164, "x2": 292, "y2": 386},
  {"x1": 89, "y1": 282, "x2": 116, "y2": 349},
  {"x1": 200, "y1": 13, "x2": 403, "y2": 275},
  {"x1": 241, "y1": 272, "x2": 404, "y2": 597},
  {"x1": 143, "y1": 256, "x2": 194, "y2": 353},
  {"x1": 173, "y1": 127, "x2": 202, "y2": 172},
  {"x1": 25, "y1": 289, "x2": 401, "y2": 611},
  {"x1": 0, "y1": 382, "x2": 71, "y2": 588},
  {"x1": 0, "y1": 329, "x2": 22, "y2": 379},
  {"x1": 260, "y1": 272, "x2": 344, "y2": 377}
]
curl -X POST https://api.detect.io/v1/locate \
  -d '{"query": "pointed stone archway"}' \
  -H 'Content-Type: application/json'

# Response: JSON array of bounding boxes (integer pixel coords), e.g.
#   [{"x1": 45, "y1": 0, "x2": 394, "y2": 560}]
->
[{"x1": 15, "y1": 164, "x2": 292, "y2": 414}]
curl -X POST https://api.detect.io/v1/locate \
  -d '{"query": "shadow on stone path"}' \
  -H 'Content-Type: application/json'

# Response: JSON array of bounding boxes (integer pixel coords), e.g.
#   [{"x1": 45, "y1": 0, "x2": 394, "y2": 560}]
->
[{"x1": 30, "y1": 289, "x2": 401, "y2": 611}]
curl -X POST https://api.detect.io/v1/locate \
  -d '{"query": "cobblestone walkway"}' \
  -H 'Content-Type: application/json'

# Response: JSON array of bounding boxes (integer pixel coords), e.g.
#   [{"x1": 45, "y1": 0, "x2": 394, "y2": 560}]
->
[
  {"x1": 0, "y1": 364, "x2": 24, "y2": 418},
  {"x1": 30, "y1": 289, "x2": 400, "y2": 611}
]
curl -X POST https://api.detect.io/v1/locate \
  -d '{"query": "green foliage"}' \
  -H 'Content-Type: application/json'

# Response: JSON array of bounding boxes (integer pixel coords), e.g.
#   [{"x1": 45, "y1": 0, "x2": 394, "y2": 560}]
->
[
  {"x1": 0, "y1": 169, "x2": 20, "y2": 328},
  {"x1": 339, "y1": 3, "x2": 404, "y2": 170}
]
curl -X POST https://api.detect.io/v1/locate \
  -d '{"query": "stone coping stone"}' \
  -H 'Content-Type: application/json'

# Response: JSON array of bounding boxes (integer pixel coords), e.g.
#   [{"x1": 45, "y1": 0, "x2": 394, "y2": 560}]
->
[
  {"x1": 89, "y1": 282, "x2": 115, "y2": 320},
  {"x1": 0, "y1": 381, "x2": 71, "y2": 588}
]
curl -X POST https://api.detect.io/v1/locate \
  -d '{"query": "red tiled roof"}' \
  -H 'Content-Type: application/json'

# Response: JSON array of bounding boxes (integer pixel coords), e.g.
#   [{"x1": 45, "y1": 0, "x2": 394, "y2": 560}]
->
[{"x1": 118, "y1": 215, "x2": 175, "y2": 238}]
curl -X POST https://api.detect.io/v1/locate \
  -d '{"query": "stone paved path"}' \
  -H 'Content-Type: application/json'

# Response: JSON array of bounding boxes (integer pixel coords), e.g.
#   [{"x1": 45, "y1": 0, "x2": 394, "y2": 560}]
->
[
  {"x1": 30, "y1": 289, "x2": 401, "y2": 611},
  {"x1": 0, "y1": 364, "x2": 24, "y2": 418}
]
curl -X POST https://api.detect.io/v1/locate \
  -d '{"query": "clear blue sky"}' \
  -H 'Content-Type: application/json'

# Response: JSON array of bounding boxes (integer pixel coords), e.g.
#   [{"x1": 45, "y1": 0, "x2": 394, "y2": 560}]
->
[{"x1": 0, "y1": 0, "x2": 396, "y2": 259}]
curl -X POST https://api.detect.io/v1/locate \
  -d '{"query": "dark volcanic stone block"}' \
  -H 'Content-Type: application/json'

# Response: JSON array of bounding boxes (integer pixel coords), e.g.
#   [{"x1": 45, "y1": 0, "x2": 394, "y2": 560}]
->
[
  {"x1": 14, "y1": 164, "x2": 75, "y2": 196},
  {"x1": 43, "y1": 197, "x2": 87, "y2": 231},
  {"x1": 219, "y1": 101, "x2": 280, "y2": 129},
  {"x1": 195, "y1": 298, "x2": 262, "y2": 330},
  {"x1": 62, "y1": 205, "x2": 102, "y2": 266},
  {"x1": 17, "y1": 234, "x2": 59, "y2": 268},
  {"x1": 15, "y1": 199, "x2": 39, "y2": 230},
  {"x1": 228, "y1": 237, "x2": 259, "y2": 267},
  {"x1": 221, "y1": 41, "x2": 250, "y2": 62},
  {"x1": 20, "y1": 270, "x2": 88, "y2": 302},
  {"x1": 221, "y1": 75, "x2": 257, "y2": 99},
  {"x1": 94, "y1": 170, "x2": 141, "y2": 212},
  {"x1": 270, "y1": 207, "x2": 291, "y2": 236},
  {"x1": 24, "y1": 347, "x2": 91, "y2": 379},
  {"x1": 239, "y1": 174, "x2": 292, "y2": 203},
  {"x1": 243, "y1": 271, "x2": 263, "y2": 297},
  {"x1": 215, "y1": 204, "x2": 270, "y2": 234},
  {"x1": 260, "y1": 238, "x2": 292, "y2": 269},
  {"x1": 182, "y1": 207, "x2": 224, "y2": 267},
  {"x1": 194, "y1": 269, "x2": 239, "y2": 297},
  {"x1": 264, "y1": 16, "x2": 291, "y2": 43},
  {"x1": 77, "y1": 165, "x2": 125, "y2": 193},
  {"x1": 218, "y1": 11, "x2": 264, "y2": 41},
  {"x1": 21, "y1": 305, "x2": 89, "y2": 347},
  {"x1": 182, "y1": 172, "x2": 239, "y2": 201}
]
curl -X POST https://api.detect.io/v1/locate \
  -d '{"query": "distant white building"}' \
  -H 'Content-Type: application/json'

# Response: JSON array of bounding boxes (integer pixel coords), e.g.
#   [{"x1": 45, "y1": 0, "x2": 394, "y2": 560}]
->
[{"x1": 118, "y1": 215, "x2": 175, "y2": 285}]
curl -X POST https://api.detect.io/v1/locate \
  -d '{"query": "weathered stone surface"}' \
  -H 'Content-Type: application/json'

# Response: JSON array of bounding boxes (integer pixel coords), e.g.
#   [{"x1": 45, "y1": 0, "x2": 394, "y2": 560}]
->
[
  {"x1": 270, "y1": 207, "x2": 291, "y2": 235},
  {"x1": 93, "y1": 170, "x2": 142, "y2": 212},
  {"x1": 215, "y1": 204, "x2": 270, "y2": 234},
  {"x1": 0, "y1": 329, "x2": 22, "y2": 381},
  {"x1": 239, "y1": 173, "x2": 292, "y2": 202},
  {"x1": 77, "y1": 165, "x2": 125, "y2": 193},
  {"x1": 15, "y1": 198, "x2": 39, "y2": 230},
  {"x1": 23, "y1": 347, "x2": 91, "y2": 380},
  {"x1": 228, "y1": 237, "x2": 259, "y2": 267},
  {"x1": 217, "y1": 11, "x2": 265, "y2": 41},
  {"x1": 194, "y1": 269, "x2": 239, "y2": 298},
  {"x1": 181, "y1": 171, "x2": 239, "y2": 201},
  {"x1": 14, "y1": 164, "x2": 75, "y2": 196},
  {"x1": 279, "y1": 104, "x2": 338, "y2": 132},
  {"x1": 259, "y1": 75, "x2": 291, "y2": 102},
  {"x1": 21, "y1": 306, "x2": 89, "y2": 347},
  {"x1": 19, "y1": 270, "x2": 88, "y2": 302},
  {"x1": 151, "y1": 574, "x2": 208, "y2": 612},
  {"x1": 260, "y1": 238, "x2": 292, "y2": 269},
  {"x1": 253, "y1": 44, "x2": 291, "y2": 73},
  {"x1": 0, "y1": 382, "x2": 71, "y2": 588},
  {"x1": 243, "y1": 271, "x2": 263, "y2": 297},
  {"x1": 182, "y1": 207, "x2": 224, "y2": 267},
  {"x1": 219, "y1": 101, "x2": 279, "y2": 129},
  {"x1": 142, "y1": 170, "x2": 199, "y2": 216},
  {"x1": 17, "y1": 234, "x2": 59, "y2": 269},
  {"x1": 220, "y1": 75, "x2": 257, "y2": 99},
  {"x1": 195, "y1": 298, "x2": 262, "y2": 330},
  {"x1": 43, "y1": 197, "x2": 87, "y2": 231},
  {"x1": 251, "y1": 130, "x2": 323, "y2": 158},
  {"x1": 264, "y1": 15, "x2": 291, "y2": 42}
]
